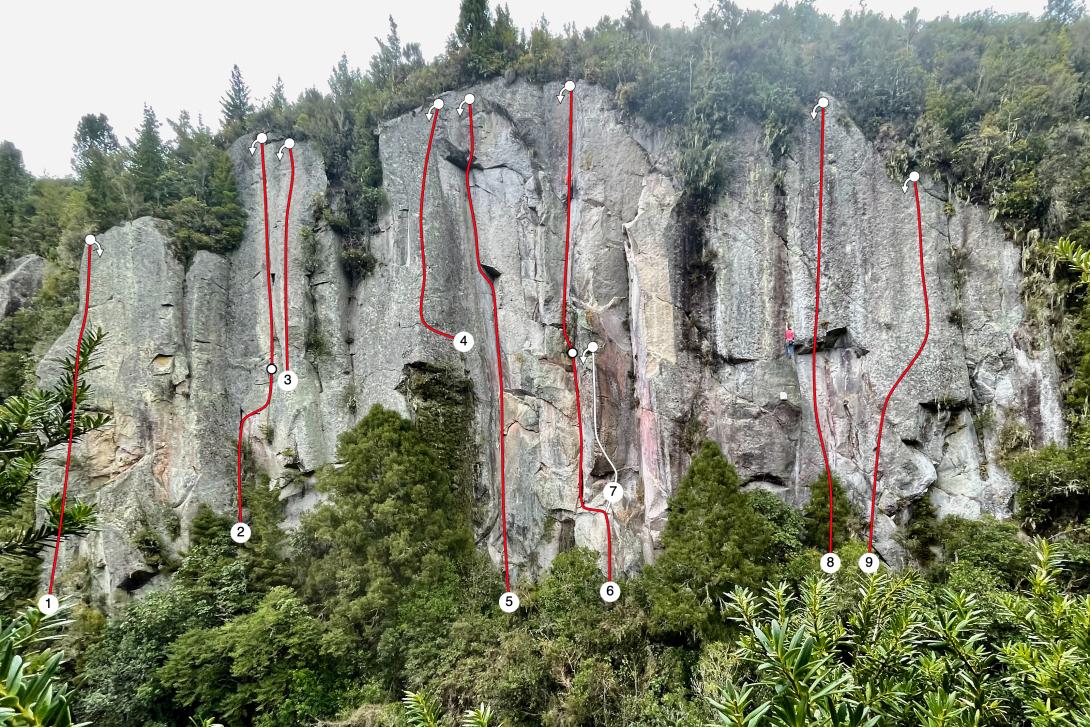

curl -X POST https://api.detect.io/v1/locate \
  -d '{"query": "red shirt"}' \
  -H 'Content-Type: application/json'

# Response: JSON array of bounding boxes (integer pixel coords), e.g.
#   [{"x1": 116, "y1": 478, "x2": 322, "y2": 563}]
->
[{"x1": 785, "y1": 328, "x2": 795, "y2": 342}]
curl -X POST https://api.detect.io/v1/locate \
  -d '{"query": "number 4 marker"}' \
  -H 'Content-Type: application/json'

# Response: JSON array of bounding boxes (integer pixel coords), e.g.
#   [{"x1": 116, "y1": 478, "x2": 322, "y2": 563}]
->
[{"x1": 453, "y1": 331, "x2": 475, "y2": 353}]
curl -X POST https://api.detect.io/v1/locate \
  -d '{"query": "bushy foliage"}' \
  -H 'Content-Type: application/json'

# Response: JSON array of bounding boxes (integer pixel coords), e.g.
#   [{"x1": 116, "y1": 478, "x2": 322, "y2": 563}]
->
[
  {"x1": 296, "y1": 405, "x2": 476, "y2": 680},
  {"x1": 159, "y1": 587, "x2": 344, "y2": 727},
  {"x1": 801, "y1": 475, "x2": 863, "y2": 551},
  {"x1": 0, "y1": 328, "x2": 107, "y2": 609},
  {"x1": 706, "y1": 541, "x2": 1090, "y2": 725},
  {"x1": 642, "y1": 441, "x2": 778, "y2": 637},
  {"x1": 0, "y1": 604, "x2": 83, "y2": 726}
]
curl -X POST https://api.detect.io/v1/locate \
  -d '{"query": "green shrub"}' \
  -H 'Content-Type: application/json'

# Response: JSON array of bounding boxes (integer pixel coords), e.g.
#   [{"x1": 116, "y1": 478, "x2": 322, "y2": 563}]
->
[
  {"x1": 934, "y1": 516, "x2": 1033, "y2": 588},
  {"x1": 1007, "y1": 435, "x2": 1090, "y2": 534},
  {"x1": 643, "y1": 441, "x2": 778, "y2": 637}
]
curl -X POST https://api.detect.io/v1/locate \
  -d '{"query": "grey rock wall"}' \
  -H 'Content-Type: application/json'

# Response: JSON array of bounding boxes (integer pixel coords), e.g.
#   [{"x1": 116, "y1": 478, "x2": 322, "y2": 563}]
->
[
  {"x1": 37, "y1": 81, "x2": 1064, "y2": 603},
  {"x1": 0, "y1": 254, "x2": 46, "y2": 318}
]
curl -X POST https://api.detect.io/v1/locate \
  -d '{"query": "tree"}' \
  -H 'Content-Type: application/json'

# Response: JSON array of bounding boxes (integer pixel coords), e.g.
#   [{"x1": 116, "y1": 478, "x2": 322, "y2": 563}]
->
[
  {"x1": 268, "y1": 76, "x2": 287, "y2": 111},
  {"x1": 71, "y1": 114, "x2": 119, "y2": 177},
  {"x1": 642, "y1": 441, "x2": 777, "y2": 636},
  {"x1": 296, "y1": 405, "x2": 475, "y2": 681},
  {"x1": 1045, "y1": 0, "x2": 1085, "y2": 25},
  {"x1": 0, "y1": 141, "x2": 33, "y2": 260},
  {"x1": 455, "y1": 0, "x2": 492, "y2": 49},
  {"x1": 76, "y1": 540, "x2": 250, "y2": 726},
  {"x1": 129, "y1": 105, "x2": 165, "y2": 212},
  {"x1": 219, "y1": 64, "x2": 252, "y2": 131},
  {"x1": 72, "y1": 114, "x2": 122, "y2": 228},
  {"x1": 0, "y1": 328, "x2": 106, "y2": 562},
  {"x1": 158, "y1": 587, "x2": 343, "y2": 727},
  {"x1": 801, "y1": 475, "x2": 861, "y2": 550},
  {"x1": 369, "y1": 16, "x2": 405, "y2": 88},
  {"x1": 707, "y1": 542, "x2": 1090, "y2": 725}
]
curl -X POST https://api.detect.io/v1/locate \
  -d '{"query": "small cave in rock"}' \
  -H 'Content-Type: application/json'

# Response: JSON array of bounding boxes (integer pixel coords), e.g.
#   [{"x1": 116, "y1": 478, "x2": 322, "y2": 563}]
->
[{"x1": 118, "y1": 568, "x2": 156, "y2": 593}]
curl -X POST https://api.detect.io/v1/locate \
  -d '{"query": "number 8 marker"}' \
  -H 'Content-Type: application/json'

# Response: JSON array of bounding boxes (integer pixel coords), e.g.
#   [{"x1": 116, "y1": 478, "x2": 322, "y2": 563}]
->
[{"x1": 820, "y1": 552, "x2": 841, "y2": 574}]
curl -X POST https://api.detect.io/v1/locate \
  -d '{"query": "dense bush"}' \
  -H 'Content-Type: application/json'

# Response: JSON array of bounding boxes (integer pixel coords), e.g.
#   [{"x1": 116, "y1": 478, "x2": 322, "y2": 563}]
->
[
  {"x1": 642, "y1": 441, "x2": 779, "y2": 637},
  {"x1": 707, "y1": 541, "x2": 1090, "y2": 725}
]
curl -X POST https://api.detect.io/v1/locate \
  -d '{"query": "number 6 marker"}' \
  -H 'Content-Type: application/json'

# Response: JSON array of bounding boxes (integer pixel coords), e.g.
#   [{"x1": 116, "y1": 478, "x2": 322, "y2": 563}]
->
[{"x1": 600, "y1": 581, "x2": 620, "y2": 603}]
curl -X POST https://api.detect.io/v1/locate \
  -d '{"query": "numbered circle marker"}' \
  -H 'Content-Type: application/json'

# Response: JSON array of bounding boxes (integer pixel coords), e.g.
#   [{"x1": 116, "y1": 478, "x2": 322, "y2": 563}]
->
[
  {"x1": 277, "y1": 370, "x2": 298, "y2": 392},
  {"x1": 265, "y1": 362, "x2": 278, "y2": 376},
  {"x1": 858, "y1": 552, "x2": 879, "y2": 574},
  {"x1": 37, "y1": 594, "x2": 59, "y2": 616},
  {"x1": 499, "y1": 591, "x2": 520, "y2": 613},
  {"x1": 817, "y1": 96, "x2": 830, "y2": 109},
  {"x1": 588, "y1": 341, "x2": 599, "y2": 353},
  {"x1": 256, "y1": 132, "x2": 268, "y2": 144},
  {"x1": 284, "y1": 138, "x2": 295, "y2": 149},
  {"x1": 603, "y1": 482, "x2": 623, "y2": 504},
  {"x1": 453, "y1": 331, "x2": 475, "y2": 353},
  {"x1": 565, "y1": 80, "x2": 576, "y2": 92},
  {"x1": 820, "y1": 552, "x2": 841, "y2": 574},
  {"x1": 909, "y1": 171, "x2": 920, "y2": 182},
  {"x1": 566, "y1": 347, "x2": 578, "y2": 359},
  {"x1": 230, "y1": 522, "x2": 252, "y2": 544},
  {"x1": 600, "y1": 581, "x2": 620, "y2": 603}
]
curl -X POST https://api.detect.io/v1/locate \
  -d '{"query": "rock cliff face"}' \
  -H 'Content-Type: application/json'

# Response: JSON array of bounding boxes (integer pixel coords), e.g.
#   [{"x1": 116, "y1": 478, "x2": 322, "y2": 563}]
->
[
  {"x1": 0, "y1": 254, "x2": 45, "y2": 317},
  {"x1": 35, "y1": 80, "x2": 1064, "y2": 603}
]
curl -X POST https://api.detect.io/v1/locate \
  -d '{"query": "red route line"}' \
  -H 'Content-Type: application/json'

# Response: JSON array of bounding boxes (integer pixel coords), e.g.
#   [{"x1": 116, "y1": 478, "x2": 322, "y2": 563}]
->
[
  {"x1": 418, "y1": 108, "x2": 454, "y2": 340},
  {"x1": 46, "y1": 246, "x2": 94, "y2": 594},
  {"x1": 283, "y1": 148, "x2": 295, "y2": 372},
  {"x1": 561, "y1": 90, "x2": 613, "y2": 581},
  {"x1": 811, "y1": 106, "x2": 836, "y2": 555},
  {"x1": 465, "y1": 105, "x2": 512, "y2": 593},
  {"x1": 866, "y1": 181, "x2": 930, "y2": 552},
  {"x1": 235, "y1": 143, "x2": 277, "y2": 523}
]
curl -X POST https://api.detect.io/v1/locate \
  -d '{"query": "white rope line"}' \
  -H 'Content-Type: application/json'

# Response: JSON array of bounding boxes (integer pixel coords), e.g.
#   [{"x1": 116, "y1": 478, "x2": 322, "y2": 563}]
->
[{"x1": 589, "y1": 351, "x2": 619, "y2": 484}]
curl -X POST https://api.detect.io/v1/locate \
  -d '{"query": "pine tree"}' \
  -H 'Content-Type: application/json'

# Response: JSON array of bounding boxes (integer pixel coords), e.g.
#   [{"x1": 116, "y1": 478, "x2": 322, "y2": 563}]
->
[
  {"x1": 455, "y1": 0, "x2": 492, "y2": 48},
  {"x1": 643, "y1": 441, "x2": 776, "y2": 636},
  {"x1": 72, "y1": 114, "x2": 123, "y2": 228},
  {"x1": 369, "y1": 16, "x2": 404, "y2": 88},
  {"x1": 801, "y1": 475, "x2": 861, "y2": 550},
  {"x1": 0, "y1": 142, "x2": 32, "y2": 258},
  {"x1": 219, "y1": 65, "x2": 252, "y2": 130},
  {"x1": 130, "y1": 105, "x2": 165, "y2": 212},
  {"x1": 268, "y1": 76, "x2": 287, "y2": 110}
]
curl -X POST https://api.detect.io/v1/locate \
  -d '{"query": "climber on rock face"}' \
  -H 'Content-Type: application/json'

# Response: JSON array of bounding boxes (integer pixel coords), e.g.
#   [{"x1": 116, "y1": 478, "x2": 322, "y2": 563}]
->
[{"x1": 785, "y1": 321, "x2": 796, "y2": 358}]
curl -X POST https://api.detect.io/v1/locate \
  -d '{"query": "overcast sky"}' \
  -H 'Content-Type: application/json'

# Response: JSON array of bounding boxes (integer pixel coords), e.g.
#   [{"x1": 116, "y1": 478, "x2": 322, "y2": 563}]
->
[{"x1": 3, "y1": 0, "x2": 1046, "y2": 176}]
